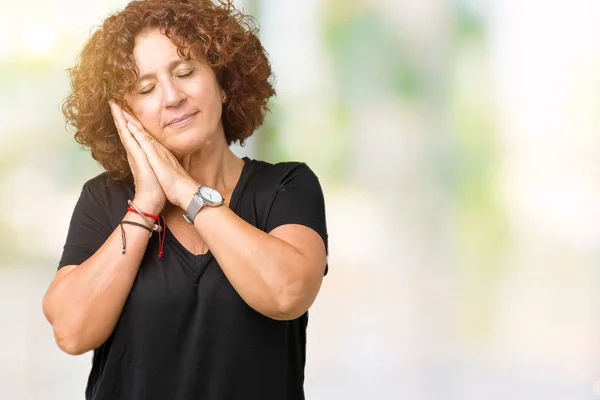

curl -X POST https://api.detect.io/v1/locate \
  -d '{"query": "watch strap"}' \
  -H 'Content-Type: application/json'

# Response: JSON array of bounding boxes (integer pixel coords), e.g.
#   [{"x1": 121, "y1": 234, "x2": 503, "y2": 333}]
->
[{"x1": 183, "y1": 194, "x2": 204, "y2": 224}]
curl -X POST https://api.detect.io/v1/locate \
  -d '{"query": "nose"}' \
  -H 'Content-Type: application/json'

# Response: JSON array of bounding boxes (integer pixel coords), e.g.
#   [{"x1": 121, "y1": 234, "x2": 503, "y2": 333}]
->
[{"x1": 162, "y1": 78, "x2": 186, "y2": 108}]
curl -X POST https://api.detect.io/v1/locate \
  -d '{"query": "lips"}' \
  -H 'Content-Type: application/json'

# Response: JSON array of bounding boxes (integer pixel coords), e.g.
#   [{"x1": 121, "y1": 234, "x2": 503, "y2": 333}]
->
[{"x1": 166, "y1": 112, "x2": 198, "y2": 127}]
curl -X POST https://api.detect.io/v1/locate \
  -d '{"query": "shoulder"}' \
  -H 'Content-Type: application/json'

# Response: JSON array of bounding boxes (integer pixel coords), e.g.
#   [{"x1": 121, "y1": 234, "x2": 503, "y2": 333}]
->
[
  {"x1": 245, "y1": 158, "x2": 321, "y2": 189},
  {"x1": 78, "y1": 172, "x2": 134, "y2": 219},
  {"x1": 81, "y1": 172, "x2": 133, "y2": 195}
]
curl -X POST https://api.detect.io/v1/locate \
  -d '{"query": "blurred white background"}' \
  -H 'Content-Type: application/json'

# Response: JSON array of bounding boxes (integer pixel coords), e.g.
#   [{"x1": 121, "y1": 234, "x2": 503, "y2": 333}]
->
[{"x1": 1, "y1": 0, "x2": 600, "y2": 399}]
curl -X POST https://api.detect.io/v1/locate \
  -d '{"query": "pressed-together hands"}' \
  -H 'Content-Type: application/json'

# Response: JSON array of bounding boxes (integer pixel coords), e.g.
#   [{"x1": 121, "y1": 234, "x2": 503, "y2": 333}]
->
[{"x1": 109, "y1": 101, "x2": 196, "y2": 214}]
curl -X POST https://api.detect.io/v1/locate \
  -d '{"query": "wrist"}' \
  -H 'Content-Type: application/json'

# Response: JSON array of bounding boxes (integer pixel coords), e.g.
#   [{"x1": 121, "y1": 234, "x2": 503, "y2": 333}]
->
[
  {"x1": 131, "y1": 197, "x2": 163, "y2": 217},
  {"x1": 126, "y1": 199, "x2": 163, "y2": 234},
  {"x1": 177, "y1": 180, "x2": 199, "y2": 210}
]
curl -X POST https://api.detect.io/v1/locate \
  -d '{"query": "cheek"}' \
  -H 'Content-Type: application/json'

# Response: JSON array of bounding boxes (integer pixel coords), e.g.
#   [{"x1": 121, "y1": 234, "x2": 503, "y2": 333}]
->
[
  {"x1": 124, "y1": 96, "x2": 161, "y2": 133},
  {"x1": 133, "y1": 106, "x2": 162, "y2": 134},
  {"x1": 189, "y1": 76, "x2": 221, "y2": 106}
]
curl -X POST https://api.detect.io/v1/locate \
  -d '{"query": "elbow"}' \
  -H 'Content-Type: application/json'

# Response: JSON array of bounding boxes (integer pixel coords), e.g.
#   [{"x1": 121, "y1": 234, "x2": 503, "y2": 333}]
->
[
  {"x1": 53, "y1": 326, "x2": 90, "y2": 355},
  {"x1": 58, "y1": 341, "x2": 89, "y2": 356},
  {"x1": 267, "y1": 274, "x2": 323, "y2": 321},
  {"x1": 271, "y1": 307, "x2": 306, "y2": 321},
  {"x1": 43, "y1": 295, "x2": 87, "y2": 355},
  {"x1": 269, "y1": 288, "x2": 314, "y2": 321}
]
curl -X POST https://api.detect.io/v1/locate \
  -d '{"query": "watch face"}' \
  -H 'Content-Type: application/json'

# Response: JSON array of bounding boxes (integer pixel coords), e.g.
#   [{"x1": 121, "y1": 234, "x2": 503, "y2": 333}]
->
[{"x1": 199, "y1": 186, "x2": 223, "y2": 205}]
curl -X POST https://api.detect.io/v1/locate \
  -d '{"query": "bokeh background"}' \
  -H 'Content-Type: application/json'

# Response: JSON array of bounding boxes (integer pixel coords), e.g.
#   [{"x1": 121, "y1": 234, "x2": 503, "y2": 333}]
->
[{"x1": 2, "y1": 0, "x2": 600, "y2": 399}]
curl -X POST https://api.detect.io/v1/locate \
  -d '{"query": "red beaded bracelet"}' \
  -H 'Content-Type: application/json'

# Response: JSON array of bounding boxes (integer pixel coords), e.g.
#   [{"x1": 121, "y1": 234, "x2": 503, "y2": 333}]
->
[
  {"x1": 126, "y1": 207, "x2": 159, "y2": 221},
  {"x1": 126, "y1": 200, "x2": 167, "y2": 259}
]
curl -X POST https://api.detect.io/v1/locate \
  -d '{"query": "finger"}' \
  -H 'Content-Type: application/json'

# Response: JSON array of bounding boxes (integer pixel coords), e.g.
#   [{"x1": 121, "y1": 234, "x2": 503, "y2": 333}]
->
[
  {"x1": 122, "y1": 110, "x2": 144, "y2": 131},
  {"x1": 127, "y1": 120, "x2": 157, "y2": 152},
  {"x1": 126, "y1": 153, "x2": 135, "y2": 169},
  {"x1": 123, "y1": 111, "x2": 164, "y2": 151},
  {"x1": 108, "y1": 101, "x2": 128, "y2": 144},
  {"x1": 121, "y1": 110, "x2": 163, "y2": 150},
  {"x1": 109, "y1": 101, "x2": 132, "y2": 145},
  {"x1": 109, "y1": 102, "x2": 138, "y2": 147}
]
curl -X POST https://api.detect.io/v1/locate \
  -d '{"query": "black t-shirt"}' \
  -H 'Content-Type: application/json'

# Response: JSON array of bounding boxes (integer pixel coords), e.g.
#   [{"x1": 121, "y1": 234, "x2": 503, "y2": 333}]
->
[{"x1": 58, "y1": 157, "x2": 328, "y2": 400}]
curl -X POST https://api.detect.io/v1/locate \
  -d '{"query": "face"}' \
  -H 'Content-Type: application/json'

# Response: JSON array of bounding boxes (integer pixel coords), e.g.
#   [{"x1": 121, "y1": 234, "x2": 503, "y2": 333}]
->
[{"x1": 123, "y1": 29, "x2": 226, "y2": 155}]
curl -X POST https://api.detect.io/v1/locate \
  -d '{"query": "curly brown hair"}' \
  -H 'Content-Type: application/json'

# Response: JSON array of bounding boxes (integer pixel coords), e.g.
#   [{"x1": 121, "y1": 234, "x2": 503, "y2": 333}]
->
[{"x1": 62, "y1": 0, "x2": 275, "y2": 181}]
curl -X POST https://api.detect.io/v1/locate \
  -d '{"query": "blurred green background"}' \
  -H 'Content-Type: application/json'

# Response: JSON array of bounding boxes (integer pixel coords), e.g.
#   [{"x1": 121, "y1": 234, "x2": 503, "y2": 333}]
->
[{"x1": 2, "y1": 0, "x2": 600, "y2": 398}]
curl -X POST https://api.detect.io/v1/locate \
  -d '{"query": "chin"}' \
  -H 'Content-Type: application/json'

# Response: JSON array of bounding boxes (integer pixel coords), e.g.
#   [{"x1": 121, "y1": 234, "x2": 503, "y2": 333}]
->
[{"x1": 165, "y1": 132, "x2": 213, "y2": 156}]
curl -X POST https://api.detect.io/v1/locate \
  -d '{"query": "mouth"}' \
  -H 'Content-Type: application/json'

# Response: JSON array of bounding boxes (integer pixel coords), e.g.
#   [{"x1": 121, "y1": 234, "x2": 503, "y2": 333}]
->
[{"x1": 166, "y1": 112, "x2": 199, "y2": 128}]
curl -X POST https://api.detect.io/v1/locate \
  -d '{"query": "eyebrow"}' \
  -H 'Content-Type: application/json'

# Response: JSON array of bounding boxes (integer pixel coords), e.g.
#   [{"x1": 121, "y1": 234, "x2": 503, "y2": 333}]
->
[{"x1": 136, "y1": 59, "x2": 193, "y2": 83}]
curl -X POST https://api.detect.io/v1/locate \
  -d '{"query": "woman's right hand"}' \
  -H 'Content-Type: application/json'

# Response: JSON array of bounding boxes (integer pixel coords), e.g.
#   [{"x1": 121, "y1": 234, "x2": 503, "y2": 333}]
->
[{"x1": 109, "y1": 101, "x2": 166, "y2": 215}]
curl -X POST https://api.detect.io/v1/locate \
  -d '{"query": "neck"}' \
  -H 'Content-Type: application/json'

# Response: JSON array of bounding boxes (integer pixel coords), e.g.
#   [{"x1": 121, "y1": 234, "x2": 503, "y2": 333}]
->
[{"x1": 171, "y1": 134, "x2": 244, "y2": 208}]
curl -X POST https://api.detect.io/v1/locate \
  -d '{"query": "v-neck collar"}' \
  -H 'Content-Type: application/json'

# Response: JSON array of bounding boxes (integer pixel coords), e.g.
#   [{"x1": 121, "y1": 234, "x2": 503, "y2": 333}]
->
[{"x1": 164, "y1": 157, "x2": 253, "y2": 262}]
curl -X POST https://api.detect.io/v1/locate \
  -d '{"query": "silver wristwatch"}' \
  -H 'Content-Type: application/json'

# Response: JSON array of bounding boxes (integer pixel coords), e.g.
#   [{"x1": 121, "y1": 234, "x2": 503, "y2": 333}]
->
[{"x1": 183, "y1": 185, "x2": 224, "y2": 224}]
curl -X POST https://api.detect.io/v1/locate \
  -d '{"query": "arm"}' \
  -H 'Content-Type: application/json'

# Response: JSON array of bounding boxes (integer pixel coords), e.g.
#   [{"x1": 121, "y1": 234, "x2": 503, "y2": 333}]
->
[
  {"x1": 189, "y1": 203, "x2": 327, "y2": 320},
  {"x1": 123, "y1": 114, "x2": 329, "y2": 321},
  {"x1": 43, "y1": 102, "x2": 167, "y2": 355},
  {"x1": 173, "y1": 163, "x2": 328, "y2": 320},
  {"x1": 43, "y1": 202, "x2": 160, "y2": 355}
]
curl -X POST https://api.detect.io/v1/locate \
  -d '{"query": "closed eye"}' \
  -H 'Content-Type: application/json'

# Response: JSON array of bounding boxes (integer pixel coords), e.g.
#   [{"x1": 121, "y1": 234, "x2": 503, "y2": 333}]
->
[
  {"x1": 137, "y1": 70, "x2": 194, "y2": 95},
  {"x1": 139, "y1": 86, "x2": 154, "y2": 95},
  {"x1": 177, "y1": 70, "x2": 194, "y2": 78}
]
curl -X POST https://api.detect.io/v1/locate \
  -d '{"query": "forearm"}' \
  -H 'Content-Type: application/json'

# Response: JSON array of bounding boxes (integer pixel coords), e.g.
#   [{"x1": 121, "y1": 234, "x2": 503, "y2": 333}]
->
[
  {"x1": 44, "y1": 210, "x2": 154, "y2": 354},
  {"x1": 193, "y1": 206, "x2": 321, "y2": 320}
]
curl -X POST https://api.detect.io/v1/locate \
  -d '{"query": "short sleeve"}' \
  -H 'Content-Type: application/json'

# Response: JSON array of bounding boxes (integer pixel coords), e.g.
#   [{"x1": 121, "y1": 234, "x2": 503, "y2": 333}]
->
[
  {"x1": 58, "y1": 181, "x2": 113, "y2": 270},
  {"x1": 264, "y1": 163, "x2": 329, "y2": 275}
]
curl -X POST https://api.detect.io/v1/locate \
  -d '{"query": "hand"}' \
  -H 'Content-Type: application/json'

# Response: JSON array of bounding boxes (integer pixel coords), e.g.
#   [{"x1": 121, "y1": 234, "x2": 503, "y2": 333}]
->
[
  {"x1": 115, "y1": 108, "x2": 198, "y2": 210},
  {"x1": 109, "y1": 101, "x2": 166, "y2": 214}
]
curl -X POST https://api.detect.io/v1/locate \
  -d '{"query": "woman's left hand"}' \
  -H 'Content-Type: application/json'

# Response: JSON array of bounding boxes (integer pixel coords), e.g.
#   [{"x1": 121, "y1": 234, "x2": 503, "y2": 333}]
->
[{"x1": 122, "y1": 113, "x2": 197, "y2": 209}]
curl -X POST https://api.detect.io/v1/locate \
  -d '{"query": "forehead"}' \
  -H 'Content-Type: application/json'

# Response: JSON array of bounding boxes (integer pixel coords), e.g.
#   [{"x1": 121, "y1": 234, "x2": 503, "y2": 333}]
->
[{"x1": 132, "y1": 29, "x2": 183, "y2": 73}]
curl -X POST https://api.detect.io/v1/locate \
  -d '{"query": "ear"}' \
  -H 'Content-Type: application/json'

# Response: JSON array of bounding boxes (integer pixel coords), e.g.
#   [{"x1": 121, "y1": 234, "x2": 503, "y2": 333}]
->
[{"x1": 220, "y1": 89, "x2": 227, "y2": 103}]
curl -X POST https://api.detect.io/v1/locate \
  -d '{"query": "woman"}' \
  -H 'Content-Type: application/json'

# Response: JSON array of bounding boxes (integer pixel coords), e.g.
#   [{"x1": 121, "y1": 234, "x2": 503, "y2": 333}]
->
[{"x1": 42, "y1": 1, "x2": 328, "y2": 399}]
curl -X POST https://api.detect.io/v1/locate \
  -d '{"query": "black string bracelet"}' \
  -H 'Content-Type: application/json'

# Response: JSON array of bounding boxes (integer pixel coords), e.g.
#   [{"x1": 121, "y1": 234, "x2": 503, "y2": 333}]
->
[{"x1": 119, "y1": 221, "x2": 153, "y2": 254}]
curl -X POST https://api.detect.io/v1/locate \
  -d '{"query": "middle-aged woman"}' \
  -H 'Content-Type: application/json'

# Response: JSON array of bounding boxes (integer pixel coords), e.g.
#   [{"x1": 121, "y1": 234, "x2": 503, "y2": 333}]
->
[{"x1": 42, "y1": 0, "x2": 328, "y2": 399}]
